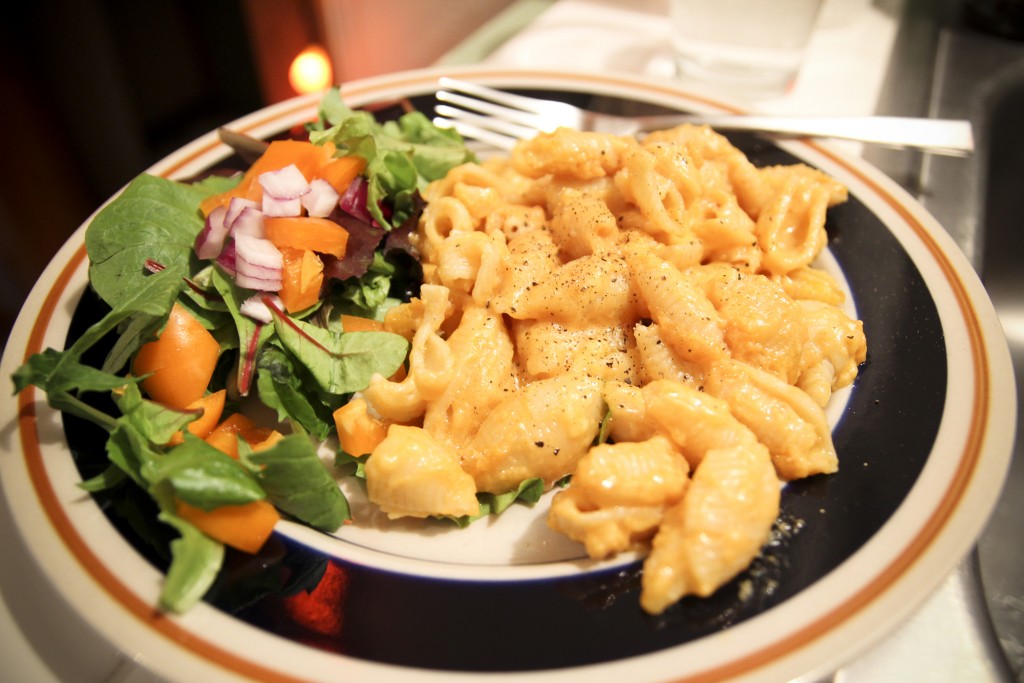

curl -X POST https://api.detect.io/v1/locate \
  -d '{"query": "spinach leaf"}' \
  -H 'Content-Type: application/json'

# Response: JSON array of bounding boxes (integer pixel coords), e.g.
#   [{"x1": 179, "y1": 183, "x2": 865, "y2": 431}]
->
[
  {"x1": 334, "y1": 449, "x2": 367, "y2": 478},
  {"x1": 243, "y1": 433, "x2": 350, "y2": 531},
  {"x1": 210, "y1": 268, "x2": 276, "y2": 396},
  {"x1": 446, "y1": 477, "x2": 546, "y2": 528},
  {"x1": 255, "y1": 344, "x2": 336, "y2": 440},
  {"x1": 84, "y1": 174, "x2": 212, "y2": 309},
  {"x1": 271, "y1": 312, "x2": 408, "y2": 395},
  {"x1": 145, "y1": 435, "x2": 266, "y2": 511}
]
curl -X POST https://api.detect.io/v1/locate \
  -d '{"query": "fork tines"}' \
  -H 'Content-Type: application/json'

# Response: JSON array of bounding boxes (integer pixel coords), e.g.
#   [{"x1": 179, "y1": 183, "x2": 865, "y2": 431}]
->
[{"x1": 434, "y1": 78, "x2": 562, "y2": 150}]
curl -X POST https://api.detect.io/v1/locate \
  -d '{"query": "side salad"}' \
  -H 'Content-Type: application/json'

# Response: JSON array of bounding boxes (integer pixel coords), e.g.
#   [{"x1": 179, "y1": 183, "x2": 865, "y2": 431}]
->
[{"x1": 11, "y1": 89, "x2": 482, "y2": 613}]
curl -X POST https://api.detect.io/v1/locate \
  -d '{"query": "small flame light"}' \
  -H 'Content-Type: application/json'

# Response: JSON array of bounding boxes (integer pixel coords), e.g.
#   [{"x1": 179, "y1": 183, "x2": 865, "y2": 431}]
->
[{"x1": 288, "y1": 44, "x2": 333, "y2": 95}]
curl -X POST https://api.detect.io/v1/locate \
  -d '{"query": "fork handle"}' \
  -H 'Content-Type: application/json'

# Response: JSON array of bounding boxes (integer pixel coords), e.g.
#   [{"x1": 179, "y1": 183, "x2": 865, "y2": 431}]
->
[{"x1": 636, "y1": 114, "x2": 974, "y2": 156}]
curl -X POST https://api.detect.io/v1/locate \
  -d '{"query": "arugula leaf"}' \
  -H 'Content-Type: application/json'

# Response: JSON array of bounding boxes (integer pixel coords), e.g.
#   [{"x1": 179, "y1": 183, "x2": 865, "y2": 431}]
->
[
  {"x1": 79, "y1": 463, "x2": 129, "y2": 492},
  {"x1": 13, "y1": 348, "x2": 131, "y2": 397},
  {"x1": 103, "y1": 421, "x2": 160, "y2": 489},
  {"x1": 337, "y1": 270, "x2": 392, "y2": 313},
  {"x1": 152, "y1": 482, "x2": 225, "y2": 614},
  {"x1": 243, "y1": 432, "x2": 350, "y2": 531},
  {"x1": 12, "y1": 265, "x2": 185, "y2": 431},
  {"x1": 271, "y1": 312, "x2": 408, "y2": 395},
  {"x1": 84, "y1": 174, "x2": 212, "y2": 309},
  {"x1": 113, "y1": 381, "x2": 199, "y2": 446}
]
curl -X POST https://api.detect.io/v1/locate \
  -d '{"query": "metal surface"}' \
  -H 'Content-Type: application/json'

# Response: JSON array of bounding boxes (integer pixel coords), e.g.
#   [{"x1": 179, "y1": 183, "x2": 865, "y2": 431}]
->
[{"x1": 861, "y1": 2, "x2": 1024, "y2": 680}]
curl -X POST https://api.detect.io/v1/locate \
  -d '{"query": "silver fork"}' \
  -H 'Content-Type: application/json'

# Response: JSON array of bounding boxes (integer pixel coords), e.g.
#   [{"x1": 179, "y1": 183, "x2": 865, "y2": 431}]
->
[{"x1": 433, "y1": 77, "x2": 974, "y2": 157}]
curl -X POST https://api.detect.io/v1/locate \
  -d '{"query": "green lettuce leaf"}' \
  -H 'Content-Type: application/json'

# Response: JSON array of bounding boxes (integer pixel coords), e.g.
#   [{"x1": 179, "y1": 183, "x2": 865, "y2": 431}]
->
[{"x1": 309, "y1": 87, "x2": 473, "y2": 229}]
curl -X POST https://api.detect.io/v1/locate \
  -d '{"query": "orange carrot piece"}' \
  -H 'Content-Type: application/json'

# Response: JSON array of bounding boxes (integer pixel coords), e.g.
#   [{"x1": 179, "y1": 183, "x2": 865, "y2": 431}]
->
[
  {"x1": 176, "y1": 498, "x2": 280, "y2": 554},
  {"x1": 200, "y1": 140, "x2": 337, "y2": 216},
  {"x1": 133, "y1": 304, "x2": 220, "y2": 410},
  {"x1": 339, "y1": 314, "x2": 384, "y2": 332},
  {"x1": 167, "y1": 389, "x2": 227, "y2": 446},
  {"x1": 264, "y1": 216, "x2": 348, "y2": 258},
  {"x1": 300, "y1": 249, "x2": 323, "y2": 291},
  {"x1": 334, "y1": 398, "x2": 390, "y2": 456},
  {"x1": 204, "y1": 413, "x2": 276, "y2": 459},
  {"x1": 315, "y1": 155, "x2": 366, "y2": 194},
  {"x1": 278, "y1": 248, "x2": 324, "y2": 313},
  {"x1": 251, "y1": 430, "x2": 285, "y2": 451}
]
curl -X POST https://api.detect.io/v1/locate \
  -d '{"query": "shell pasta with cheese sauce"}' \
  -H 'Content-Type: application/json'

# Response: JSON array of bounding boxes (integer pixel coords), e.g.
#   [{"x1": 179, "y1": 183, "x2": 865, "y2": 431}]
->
[{"x1": 359, "y1": 124, "x2": 866, "y2": 614}]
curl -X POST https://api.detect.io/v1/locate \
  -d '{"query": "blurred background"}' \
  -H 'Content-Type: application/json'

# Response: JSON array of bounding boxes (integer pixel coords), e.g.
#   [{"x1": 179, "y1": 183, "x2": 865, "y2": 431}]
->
[{"x1": 0, "y1": 0, "x2": 517, "y2": 352}]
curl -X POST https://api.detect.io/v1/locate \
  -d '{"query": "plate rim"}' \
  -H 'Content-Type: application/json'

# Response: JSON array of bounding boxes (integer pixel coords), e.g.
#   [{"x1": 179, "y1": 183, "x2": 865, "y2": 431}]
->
[{"x1": 0, "y1": 64, "x2": 1015, "y2": 683}]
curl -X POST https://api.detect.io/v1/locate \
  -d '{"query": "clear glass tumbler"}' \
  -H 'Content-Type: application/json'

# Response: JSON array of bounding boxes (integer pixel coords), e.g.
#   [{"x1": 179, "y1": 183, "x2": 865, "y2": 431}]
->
[{"x1": 669, "y1": 0, "x2": 825, "y2": 98}]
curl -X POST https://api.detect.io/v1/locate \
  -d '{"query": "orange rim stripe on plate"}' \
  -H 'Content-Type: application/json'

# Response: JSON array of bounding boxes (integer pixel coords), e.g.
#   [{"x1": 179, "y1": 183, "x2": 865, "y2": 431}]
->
[{"x1": 13, "y1": 70, "x2": 992, "y2": 683}]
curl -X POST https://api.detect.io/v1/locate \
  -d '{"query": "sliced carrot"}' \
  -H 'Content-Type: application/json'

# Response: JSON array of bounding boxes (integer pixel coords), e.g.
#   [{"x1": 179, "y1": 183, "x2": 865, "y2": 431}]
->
[
  {"x1": 251, "y1": 430, "x2": 285, "y2": 451},
  {"x1": 176, "y1": 498, "x2": 280, "y2": 554},
  {"x1": 339, "y1": 314, "x2": 384, "y2": 333},
  {"x1": 167, "y1": 389, "x2": 227, "y2": 446},
  {"x1": 333, "y1": 398, "x2": 390, "y2": 456},
  {"x1": 133, "y1": 304, "x2": 220, "y2": 410},
  {"x1": 200, "y1": 140, "x2": 337, "y2": 216},
  {"x1": 300, "y1": 249, "x2": 323, "y2": 291},
  {"x1": 278, "y1": 247, "x2": 324, "y2": 313},
  {"x1": 204, "y1": 413, "x2": 277, "y2": 459},
  {"x1": 264, "y1": 216, "x2": 349, "y2": 258},
  {"x1": 314, "y1": 155, "x2": 366, "y2": 194}
]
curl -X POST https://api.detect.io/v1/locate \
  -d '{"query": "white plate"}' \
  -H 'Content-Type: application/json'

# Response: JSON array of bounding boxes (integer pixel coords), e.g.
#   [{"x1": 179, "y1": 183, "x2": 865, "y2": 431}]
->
[{"x1": 0, "y1": 66, "x2": 1015, "y2": 683}]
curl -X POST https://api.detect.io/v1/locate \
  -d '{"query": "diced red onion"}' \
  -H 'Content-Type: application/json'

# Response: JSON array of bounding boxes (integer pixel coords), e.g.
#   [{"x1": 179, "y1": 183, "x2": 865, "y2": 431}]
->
[
  {"x1": 234, "y1": 233, "x2": 282, "y2": 269},
  {"x1": 229, "y1": 205, "x2": 265, "y2": 238},
  {"x1": 262, "y1": 194, "x2": 303, "y2": 217},
  {"x1": 259, "y1": 164, "x2": 310, "y2": 200},
  {"x1": 233, "y1": 234, "x2": 283, "y2": 291},
  {"x1": 225, "y1": 197, "x2": 259, "y2": 227},
  {"x1": 302, "y1": 178, "x2": 340, "y2": 218},
  {"x1": 239, "y1": 293, "x2": 283, "y2": 323},
  {"x1": 216, "y1": 238, "x2": 237, "y2": 275},
  {"x1": 234, "y1": 272, "x2": 282, "y2": 291},
  {"x1": 195, "y1": 205, "x2": 230, "y2": 260}
]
